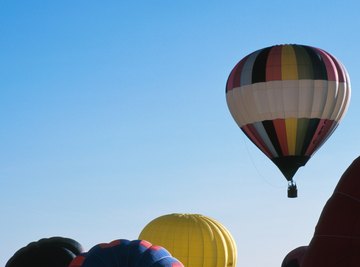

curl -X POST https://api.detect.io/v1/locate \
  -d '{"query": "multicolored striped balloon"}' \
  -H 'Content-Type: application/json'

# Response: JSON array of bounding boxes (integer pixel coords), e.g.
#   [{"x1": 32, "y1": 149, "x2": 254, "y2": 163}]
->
[
  {"x1": 226, "y1": 44, "x2": 351, "y2": 182},
  {"x1": 68, "y1": 239, "x2": 184, "y2": 267}
]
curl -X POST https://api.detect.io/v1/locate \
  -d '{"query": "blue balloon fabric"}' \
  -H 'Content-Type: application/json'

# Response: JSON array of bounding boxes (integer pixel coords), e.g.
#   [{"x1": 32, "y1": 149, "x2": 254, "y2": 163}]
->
[{"x1": 69, "y1": 239, "x2": 184, "y2": 267}]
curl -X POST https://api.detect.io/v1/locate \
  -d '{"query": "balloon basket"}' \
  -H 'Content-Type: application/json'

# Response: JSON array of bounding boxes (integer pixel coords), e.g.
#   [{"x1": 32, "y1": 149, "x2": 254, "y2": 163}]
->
[{"x1": 287, "y1": 182, "x2": 298, "y2": 198}]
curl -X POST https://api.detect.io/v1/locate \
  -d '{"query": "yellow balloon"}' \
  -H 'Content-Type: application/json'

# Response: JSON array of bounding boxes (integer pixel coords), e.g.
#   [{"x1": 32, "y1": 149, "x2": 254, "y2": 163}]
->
[{"x1": 139, "y1": 213, "x2": 237, "y2": 267}]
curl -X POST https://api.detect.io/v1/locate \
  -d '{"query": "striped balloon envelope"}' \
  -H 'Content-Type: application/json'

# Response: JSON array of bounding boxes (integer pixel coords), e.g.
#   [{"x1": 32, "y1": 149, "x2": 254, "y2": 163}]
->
[
  {"x1": 226, "y1": 44, "x2": 351, "y2": 196},
  {"x1": 68, "y1": 239, "x2": 184, "y2": 267}
]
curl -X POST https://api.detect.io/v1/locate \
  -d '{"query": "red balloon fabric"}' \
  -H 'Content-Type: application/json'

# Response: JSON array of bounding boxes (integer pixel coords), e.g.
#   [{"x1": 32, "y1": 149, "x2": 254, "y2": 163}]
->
[
  {"x1": 301, "y1": 156, "x2": 360, "y2": 266},
  {"x1": 281, "y1": 246, "x2": 307, "y2": 267}
]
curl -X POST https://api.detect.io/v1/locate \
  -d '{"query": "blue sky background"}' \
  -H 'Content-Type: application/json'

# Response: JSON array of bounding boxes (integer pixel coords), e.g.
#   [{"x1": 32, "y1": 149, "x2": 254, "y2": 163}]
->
[{"x1": 1, "y1": 1, "x2": 359, "y2": 266}]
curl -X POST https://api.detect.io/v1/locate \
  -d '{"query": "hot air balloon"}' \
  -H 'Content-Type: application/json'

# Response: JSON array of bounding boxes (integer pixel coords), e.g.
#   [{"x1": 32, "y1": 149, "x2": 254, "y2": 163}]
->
[
  {"x1": 68, "y1": 239, "x2": 184, "y2": 267},
  {"x1": 226, "y1": 44, "x2": 351, "y2": 197},
  {"x1": 281, "y1": 246, "x2": 307, "y2": 267},
  {"x1": 5, "y1": 236, "x2": 83, "y2": 267},
  {"x1": 301, "y1": 156, "x2": 360, "y2": 266},
  {"x1": 139, "y1": 213, "x2": 237, "y2": 267}
]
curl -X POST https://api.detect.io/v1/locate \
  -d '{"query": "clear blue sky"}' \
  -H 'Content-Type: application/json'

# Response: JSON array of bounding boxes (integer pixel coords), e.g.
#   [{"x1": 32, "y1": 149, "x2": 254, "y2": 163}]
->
[{"x1": 1, "y1": 1, "x2": 359, "y2": 266}]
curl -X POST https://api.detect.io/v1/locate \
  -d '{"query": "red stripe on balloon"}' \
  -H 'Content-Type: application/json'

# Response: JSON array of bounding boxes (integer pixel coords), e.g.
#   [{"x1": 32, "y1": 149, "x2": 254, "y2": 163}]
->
[
  {"x1": 314, "y1": 47, "x2": 337, "y2": 81},
  {"x1": 149, "y1": 245, "x2": 161, "y2": 251},
  {"x1": 226, "y1": 55, "x2": 249, "y2": 91},
  {"x1": 273, "y1": 119, "x2": 289, "y2": 156},
  {"x1": 99, "y1": 240, "x2": 121, "y2": 248},
  {"x1": 305, "y1": 119, "x2": 335, "y2": 156},
  {"x1": 326, "y1": 53, "x2": 346, "y2": 82},
  {"x1": 242, "y1": 124, "x2": 273, "y2": 158},
  {"x1": 265, "y1": 45, "x2": 282, "y2": 81},
  {"x1": 140, "y1": 240, "x2": 152, "y2": 248},
  {"x1": 69, "y1": 255, "x2": 86, "y2": 267},
  {"x1": 311, "y1": 121, "x2": 338, "y2": 155}
]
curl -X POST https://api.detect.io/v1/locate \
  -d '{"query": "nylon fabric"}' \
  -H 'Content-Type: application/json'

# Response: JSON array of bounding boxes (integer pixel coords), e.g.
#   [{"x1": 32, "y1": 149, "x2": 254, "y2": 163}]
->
[
  {"x1": 226, "y1": 43, "x2": 350, "y2": 184},
  {"x1": 301, "y1": 157, "x2": 360, "y2": 267},
  {"x1": 69, "y1": 239, "x2": 183, "y2": 267},
  {"x1": 139, "y1": 214, "x2": 237, "y2": 267}
]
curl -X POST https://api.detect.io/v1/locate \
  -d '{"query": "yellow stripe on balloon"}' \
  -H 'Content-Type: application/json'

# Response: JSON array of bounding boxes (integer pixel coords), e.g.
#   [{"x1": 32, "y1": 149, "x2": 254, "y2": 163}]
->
[
  {"x1": 281, "y1": 45, "x2": 298, "y2": 80},
  {"x1": 189, "y1": 216, "x2": 206, "y2": 267},
  {"x1": 285, "y1": 118, "x2": 298, "y2": 155}
]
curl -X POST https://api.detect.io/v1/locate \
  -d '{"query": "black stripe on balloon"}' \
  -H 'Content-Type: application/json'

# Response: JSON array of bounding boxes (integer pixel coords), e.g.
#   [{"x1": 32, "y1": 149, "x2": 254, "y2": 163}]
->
[
  {"x1": 301, "y1": 118, "x2": 320, "y2": 155},
  {"x1": 293, "y1": 45, "x2": 313, "y2": 80},
  {"x1": 252, "y1": 47, "x2": 272, "y2": 84},
  {"x1": 303, "y1": 46, "x2": 328, "y2": 80},
  {"x1": 262, "y1": 120, "x2": 283, "y2": 157}
]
